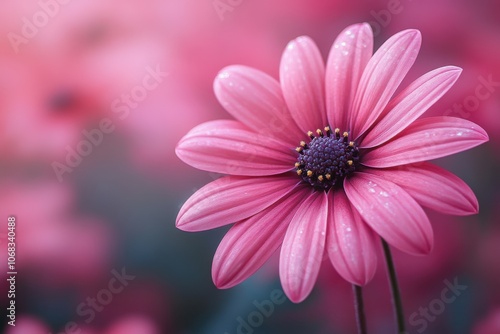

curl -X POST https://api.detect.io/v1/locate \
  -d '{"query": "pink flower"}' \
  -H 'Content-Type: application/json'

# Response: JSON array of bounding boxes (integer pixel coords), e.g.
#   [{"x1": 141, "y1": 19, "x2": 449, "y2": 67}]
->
[
  {"x1": 8, "y1": 315, "x2": 162, "y2": 334},
  {"x1": 0, "y1": 0, "x2": 168, "y2": 161},
  {"x1": 0, "y1": 182, "x2": 113, "y2": 287},
  {"x1": 5, "y1": 316, "x2": 50, "y2": 334},
  {"x1": 175, "y1": 23, "x2": 488, "y2": 303}
]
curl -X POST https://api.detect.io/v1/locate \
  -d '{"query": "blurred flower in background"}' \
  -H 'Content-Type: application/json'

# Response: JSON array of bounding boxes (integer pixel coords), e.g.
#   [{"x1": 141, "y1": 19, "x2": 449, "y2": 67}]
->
[
  {"x1": 0, "y1": 0, "x2": 498, "y2": 333},
  {"x1": 6, "y1": 315, "x2": 163, "y2": 334},
  {"x1": 0, "y1": 181, "x2": 113, "y2": 287}
]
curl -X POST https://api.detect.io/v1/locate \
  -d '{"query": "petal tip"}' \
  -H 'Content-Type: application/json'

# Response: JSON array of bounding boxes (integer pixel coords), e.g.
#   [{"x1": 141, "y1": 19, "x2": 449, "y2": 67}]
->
[
  {"x1": 397, "y1": 28, "x2": 422, "y2": 46},
  {"x1": 295, "y1": 35, "x2": 313, "y2": 44},
  {"x1": 406, "y1": 28, "x2": 422, "y2": 38},
  {"x1": 423, "y1": 240, "x2": 434, "y2": 255},
  {"x1": 211, "y1": 269, "x2": 232, "y2": 289},
  {"x1": 469, "y1": 197, "x2": 480, "y2": 215},
  {"x1": 347, "y1": 272, "x2": 375, "y2": 287},
  {"x1": 285, "y1": 36, "x2": 314, "y2": 53},
  {"x1": 442, "y1": 65, "x2": 463, "y2": 78},
  {"x1": 284, "y1": 289, "x2": 307, "y2": 304},
  {"x1": 174, "y1": 142, "x2": 184, "y2": 158},
  {"x1": 344, "y1": 22, "x2": 372, "y2": 35},
  {"x1": 212, "y1": 277, "x2": 234, "y2": 290},
  {"x1": 411, "y1": 237, "x2": 434, "y2": 255},
  {"x1": 175, "y1": 221, "x2": 187, "y2": 231},
  {"x1": 474, "y1": 124, "x2": 490, "y2": 142},
  {"x1": 215, "y1": 65, "x2": 251, "y2": 83},
  {"x1": 175, "y1": 217, "x2": 190, "y2": 231},
  {"x1": 360, "y1": 22, "x2": 371, "y2": 30},
  {"x1": 481, "y1": 130, "x2": 490, "y2": 142},
  {"x1": 174, "y1": 142, "x2": 191, "y2": 167},
  {"x1": 215, "y1": 66, "x2": 237, "y2": 82}
]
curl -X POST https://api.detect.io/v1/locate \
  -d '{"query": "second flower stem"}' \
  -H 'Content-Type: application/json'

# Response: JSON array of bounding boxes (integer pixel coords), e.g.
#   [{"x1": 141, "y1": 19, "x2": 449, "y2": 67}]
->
[
  {"x1": 353, "y1": 284, "x2": 367, "y2": 334},
  {"x1": 382, "y1": 238, "x2": 406, "y2": 334}
]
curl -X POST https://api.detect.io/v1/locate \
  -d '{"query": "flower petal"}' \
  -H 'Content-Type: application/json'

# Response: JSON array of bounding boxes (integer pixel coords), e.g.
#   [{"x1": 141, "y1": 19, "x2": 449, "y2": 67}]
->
[
  {"x1": 280, "y1": 36, "x2": 327, "y2": 133},
  {"x1": 176, "y1": 120, "x2": 296, "y2": 176},
  {"x1": 176, "y1": 174, "x2": 299, "y2": 232},
  {"x1": 327, "y1": 190, "x2": 377, "y2": 286},
  {"x1": 212, "y1": 188, "x2": 306, "y2": 289},
  {"x1": 280, "y1": 190, "x2": 328, "y2": 303},
  {"x1": 214, "y1": 65, "x2": 303, "y2": 146},
  {"x1": 350, "y1": 29, "x2": 421, "y2": 139},
  {"x1": 361, "y1": 66, "x2": 462, "y2": 148},
  {"x1": 344, "y1": 172, "x2": 433, "y2": 255},
  {"x1": 367, "y1": 163, "x2": 479, "y2": 215},
  {"x1": 326, "y1": 23, "x2": 373, "y2": 131},
  {"x1": 362, "y1": 116, "x2": 489, "y2": 168}
]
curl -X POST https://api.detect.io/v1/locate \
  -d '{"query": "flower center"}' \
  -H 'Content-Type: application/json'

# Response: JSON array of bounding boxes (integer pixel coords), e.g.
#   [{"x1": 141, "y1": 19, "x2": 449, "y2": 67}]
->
[{"x1": 294, "y1": 126, "x2": 359, "y2": 190}]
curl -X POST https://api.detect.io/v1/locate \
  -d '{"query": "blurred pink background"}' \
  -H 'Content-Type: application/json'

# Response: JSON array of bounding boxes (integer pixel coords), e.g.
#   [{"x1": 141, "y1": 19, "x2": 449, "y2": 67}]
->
[{"x1": 1, "y1": 0, "x2": 499, "y2": 333}]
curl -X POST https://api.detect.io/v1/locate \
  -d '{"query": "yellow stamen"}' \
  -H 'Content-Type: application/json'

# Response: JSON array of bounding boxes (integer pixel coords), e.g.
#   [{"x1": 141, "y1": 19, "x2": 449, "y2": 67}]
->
[
  {"x1": 318, "y1": 175, "x2": 324, "y2": 182},
  {"x1": 325, "y1": 174, "x2": 331, "y2": 180},
  {"x1": 297, "y1": 170, "x2": 303, "y2": 176},
  {"x1": 307, "y1": 170, "x2": 313, "y2": 177}
]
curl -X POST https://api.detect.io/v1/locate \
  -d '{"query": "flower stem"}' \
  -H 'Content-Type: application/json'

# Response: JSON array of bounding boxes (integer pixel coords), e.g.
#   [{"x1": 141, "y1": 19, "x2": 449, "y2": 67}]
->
[
  {"x1": 382, "y1": 238, "x2": 406, "y2": 334},
  {"x1": 352, "y1": 285, "x2": 368, "y2": 334}
]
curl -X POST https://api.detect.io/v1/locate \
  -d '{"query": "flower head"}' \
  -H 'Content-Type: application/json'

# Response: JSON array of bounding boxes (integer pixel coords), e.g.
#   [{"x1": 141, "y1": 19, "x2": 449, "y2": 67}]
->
[{"x1": 175, "y1": 23, "x2": 488, "y2": 303}]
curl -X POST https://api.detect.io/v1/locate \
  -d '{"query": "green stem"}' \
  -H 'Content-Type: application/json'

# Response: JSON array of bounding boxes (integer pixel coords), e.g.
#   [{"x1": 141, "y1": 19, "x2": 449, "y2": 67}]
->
[
  {"x1": 382, "y1": 238, "x2": 406, "y2": 334},
  {"x1": 353, "y1": 284, "x2": 368, "y2": 334}
]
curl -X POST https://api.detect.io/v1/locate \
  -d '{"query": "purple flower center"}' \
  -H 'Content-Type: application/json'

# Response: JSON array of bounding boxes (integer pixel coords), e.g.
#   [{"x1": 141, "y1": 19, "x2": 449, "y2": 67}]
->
[{"x1": 295, "y1": 127, "x2": 359, "y2": 190}]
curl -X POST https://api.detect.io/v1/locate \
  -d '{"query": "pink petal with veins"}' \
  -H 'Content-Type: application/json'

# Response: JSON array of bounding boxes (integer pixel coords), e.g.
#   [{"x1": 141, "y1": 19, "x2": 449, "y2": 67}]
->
[
  {"x1": 367, "y1": 163, "x2": 479, "y2": 215},
  {"x1": 214, "y1": 65, "x2": 303, "y2": 146},
  {"x1": 327, "y1": 190, "x2": 378, "y2": 286},
  {"x1": 362, "y1": 66, "x2": 462, "y2": 148},
  {"x1": 363, "y1": 116, "x2": 489, "y2": 168},
  {"x1": 280, "y1": 190, "x2": 328, "y2": 303},
  {"x1": 176, "y1": 120, "x2": 296, "y2": 176},
  {"x1": 326, "y1": 23, "x2": 373, "y2": 131},
  {"x1": 176, "y1": 174, "x2": 299, "y2": 231},
  {"x1": 213, "y1": 188, "x2": 306, "y2": 289},
  {"x1": 350, "y1": 29, "x2": 421, "y2": 138},
  {"x1": 344, "y1": 172, "x2": 433, "y2": 255},
  {"x1": 280, "y1": 36, "x2": 327, "y2": 132}
]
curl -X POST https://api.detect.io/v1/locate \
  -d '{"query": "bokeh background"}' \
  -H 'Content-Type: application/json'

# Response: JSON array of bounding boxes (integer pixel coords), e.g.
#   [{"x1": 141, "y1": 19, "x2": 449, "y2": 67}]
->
[{"x1": 1, "y1": 0, "x2": 499, "y2": 333}]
